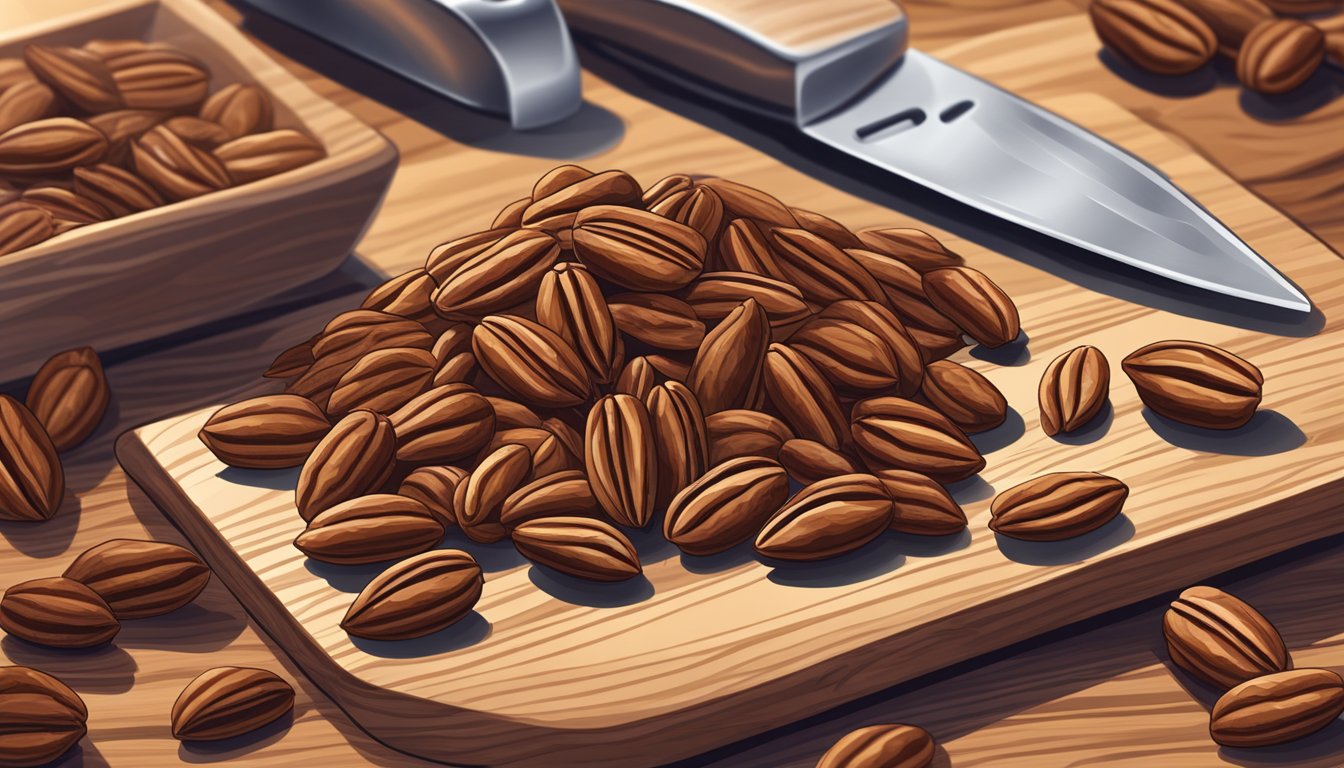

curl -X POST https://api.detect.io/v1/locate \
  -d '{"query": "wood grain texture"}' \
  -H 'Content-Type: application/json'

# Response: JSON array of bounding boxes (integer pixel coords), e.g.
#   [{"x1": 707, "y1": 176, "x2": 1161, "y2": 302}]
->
[
  {"x1": 118, "y1": 91, "x2": 1344, "y2": 767},
  {"x1": 0, "y1": 0, "x2": 396, "y2": 382},
  {"x1": 1, "y1": 297, "x2": 431, "y2": 768},
  {"x1": 555, "y1": 0, "x2": 907, "y2": 124},
  {"x1": 1, "y1": 0, "x2": 1343, "y2": 765},
  {"x1": 662, "y1": 0, "x2": 904, "y2": 51},
  {"x1": 3, "y1": 290, "x2": 1334, "y2": 768},
  {"x1": 906, "y1": 0, "x2": 1084, "y2": 50},
  {"x1": 724, "y1": 541, "x2": 1344, "y2": 767}
]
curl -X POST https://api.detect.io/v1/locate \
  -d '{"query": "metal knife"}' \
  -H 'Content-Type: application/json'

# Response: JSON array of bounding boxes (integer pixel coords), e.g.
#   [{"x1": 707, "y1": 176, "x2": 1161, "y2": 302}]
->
[
  {"x1": 240, "y1": 0, "x2": 582, "y2": 131},
  {"x1": 557, "y1": 0, "x2": 1311, "y2": 312}
]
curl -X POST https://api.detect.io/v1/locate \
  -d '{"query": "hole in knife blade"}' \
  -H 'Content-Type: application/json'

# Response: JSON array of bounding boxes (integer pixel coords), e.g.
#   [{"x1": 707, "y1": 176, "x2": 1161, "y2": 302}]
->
[
  {"x1": 855, "y1": 108, "x2": 926, "y2": 142},
  {"x1": 939, "y1": 100, "x2": 975, "y2": 123}
]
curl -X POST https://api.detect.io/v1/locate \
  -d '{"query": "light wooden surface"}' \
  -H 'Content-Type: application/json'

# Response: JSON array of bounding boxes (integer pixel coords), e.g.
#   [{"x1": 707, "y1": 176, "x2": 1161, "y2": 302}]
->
[
  {"x1": 0, "y1": 297, "x2": 427, "y2": 768},
  {"x1": 120, "y1": 86, "x2": 1343, "y2": 766},
  {"x1": 631, "y1": 0, "x2": 905, "y2": 51},
  {"x1": 0, "y1": 0, "x2": 395, "y2": 383},
  {"x1": 1, "y1": 0, "x2": 1343, "y2": 766},
  {"x1": 728, "y1": 540, "x2": 1344, "y2": 768}
]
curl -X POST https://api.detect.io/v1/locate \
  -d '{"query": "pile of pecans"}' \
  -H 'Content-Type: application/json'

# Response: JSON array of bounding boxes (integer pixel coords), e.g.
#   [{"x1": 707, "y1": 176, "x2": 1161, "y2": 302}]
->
[
  {"x1": 0, "y1": 38, "x2": 325, "y2": 257},
  {"x1": 201, "y1": 166, "x2": 1015, "y2": 640},
  {"x1": 1090, "y1": 0, "x2": 1343, "y2": 95},
  {"x1": 200, "y1": 165, "x2": 1265, "y2": 642}
]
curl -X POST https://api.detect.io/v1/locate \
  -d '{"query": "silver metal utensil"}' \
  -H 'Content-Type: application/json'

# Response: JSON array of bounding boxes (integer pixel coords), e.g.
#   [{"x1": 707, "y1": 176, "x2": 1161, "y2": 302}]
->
[
  {"x1": 558, "y1": 0, "x2": 1311, "y2": 312},
  {"x1": 241, "y1": 0, "x2": 583, "y2": 130}
]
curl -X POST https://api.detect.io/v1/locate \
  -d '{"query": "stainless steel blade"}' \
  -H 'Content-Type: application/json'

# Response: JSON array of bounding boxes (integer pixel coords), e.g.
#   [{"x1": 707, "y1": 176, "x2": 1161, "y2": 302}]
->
[{"x1": 804, "y1": 50, "x2": 1310, "y2": 312}]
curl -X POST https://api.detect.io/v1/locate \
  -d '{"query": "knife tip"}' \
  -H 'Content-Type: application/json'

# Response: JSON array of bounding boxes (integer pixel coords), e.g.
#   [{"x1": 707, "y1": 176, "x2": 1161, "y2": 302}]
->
[{"x1": 1248, "y1": 283, "x2": 1311, "y2": 314}]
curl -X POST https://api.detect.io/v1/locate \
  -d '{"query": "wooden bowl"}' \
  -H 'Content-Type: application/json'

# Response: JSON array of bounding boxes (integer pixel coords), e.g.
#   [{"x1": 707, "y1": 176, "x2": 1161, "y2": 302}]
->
[{"x1": 0, "y1": 0, "x2": 397, "y2": 382}]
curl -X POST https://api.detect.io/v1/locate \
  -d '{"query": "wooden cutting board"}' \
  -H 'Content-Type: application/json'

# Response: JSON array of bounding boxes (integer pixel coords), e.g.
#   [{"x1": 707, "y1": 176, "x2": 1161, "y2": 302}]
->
[{"x1": 116, "y1": 23, "x2": 1344, "y2": 766}]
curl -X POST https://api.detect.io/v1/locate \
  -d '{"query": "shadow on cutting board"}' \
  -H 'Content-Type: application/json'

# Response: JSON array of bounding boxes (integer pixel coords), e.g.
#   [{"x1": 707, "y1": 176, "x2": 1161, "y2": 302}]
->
[
  {"x1": 1142, "y1": 409, "x2": 1305, "y2": 456},
  {"x1": 969, "y1": 406, "x2": 1025, "y2": 455},
  {"x1": 893, "y1": 529, "x2": 972, "y2": 559},
  {"x1": 1100, "y1": 47, "x2": 1344, "y2": 123},
  {"x1": 1238, "y1": 68, "x2": 1343, "y2": 122},
  {"x1": 574, "y1": 46, "x2": 1324, "y2": 338},
  {"x1": 217, "y1": 466, "x2": 300, "y2": 492},
  {"x1": 1049, "y1": 400, "x2": 1115, "y2": 446},
  {"x1": 233, "y1": 4, "x2": 625, "y2": 159},
  {"x1": 680, "y1": 541, "x2": 757, "y2": 575},
  {"x1": 1097, "y1": 49, "x2": 1223, "y2": 99},
  {"x1": 947, "y1": 475, "x2": 995, "y2": 505},
  {"x1": 529, "y1": 569, "x2": 655, "y2": 607},
  {"x1": 761, "y1": 535, "x2": 906, "y2": 588},
  {"x1": 526, "y1": 525, "x2": 670, "y2": 605},
  {"x1": 994, "y1": 514, "x2": 1135, "y2": 566},
  {"x1": 304, "y1": 560, "x2": 383, "y2": 594},
  {"x1": 968, "y1": 332, "x2": 1032, "y2": 367},
  {"x1": 348, "y1": 612, "x2": 491, "y2": 659}
]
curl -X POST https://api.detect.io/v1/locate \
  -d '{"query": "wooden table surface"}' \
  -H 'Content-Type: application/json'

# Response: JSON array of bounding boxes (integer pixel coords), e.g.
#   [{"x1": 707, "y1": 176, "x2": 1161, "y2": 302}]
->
[{"x1": 3, "y1": 1, "x2": 1343, "y2": 766}]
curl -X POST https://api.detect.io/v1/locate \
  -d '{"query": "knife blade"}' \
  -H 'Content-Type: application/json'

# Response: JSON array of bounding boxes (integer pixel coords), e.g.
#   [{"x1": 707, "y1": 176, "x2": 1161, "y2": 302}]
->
[{"x1": 557, "y1": 0, "x2": 1310, "y2": 313}]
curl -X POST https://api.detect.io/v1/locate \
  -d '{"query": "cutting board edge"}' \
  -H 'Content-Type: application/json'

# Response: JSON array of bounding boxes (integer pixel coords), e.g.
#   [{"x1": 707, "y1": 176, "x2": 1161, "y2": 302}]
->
[
  {"x1": 114, "y1": 427, "x2": 534, "y2": 763},
  {"x1": 115, "y1": 417, "x2": 1344, "y2": 768}
]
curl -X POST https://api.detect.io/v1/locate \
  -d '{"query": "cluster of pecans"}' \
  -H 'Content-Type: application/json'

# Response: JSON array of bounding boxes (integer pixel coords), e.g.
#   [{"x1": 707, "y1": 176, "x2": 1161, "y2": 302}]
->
[
  {"x1": 1090, "y1": 0, "x2": 1343, "y2": 95},
  {"x1": 0, "y1": 348, "x2": 295, "y2": 762},
  {"x1": 809, "y1": 582, "x2": 1335, "y2": 766},
  {"x1": 1164, "y1": 585, "x2": 1344, "y2": 748},
  {"x1": 990, "y1": 339, "x2": 1263, "y2": 541},
  {"x1": 199, "y1": 165, "x2": 1270, "y2": 642},
  {"x1": 0, "y1": 661, "x2": 295, "y2": 765},
  {"x1": 0, "y1": 538, "x2": 209, "y2": 648},
  {"x1": 0, "y1": 346, "x2": 111, "y2": 524},
  {"x1": 0, "y1": 38, "x2": 325, "y2": 257}
]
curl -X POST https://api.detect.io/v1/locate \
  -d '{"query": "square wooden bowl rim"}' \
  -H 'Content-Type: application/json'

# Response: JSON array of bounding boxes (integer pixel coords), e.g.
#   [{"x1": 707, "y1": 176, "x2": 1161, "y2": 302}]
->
[{"x1": 1, "y1": 0, "x2": 396, "y2": 269}]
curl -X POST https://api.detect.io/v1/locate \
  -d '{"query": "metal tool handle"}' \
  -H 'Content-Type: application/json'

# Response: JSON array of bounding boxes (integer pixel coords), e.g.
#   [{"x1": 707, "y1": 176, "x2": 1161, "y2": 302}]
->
[
  {"x1": 243, "y1": 0, "x2": 581, "y2": 130},
  {"x1": 557, "y1": 0, "x2": 907, "y2": 124},
  {"x1": 447, "y1": 0, "x2": 582, "y2": 129}
]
